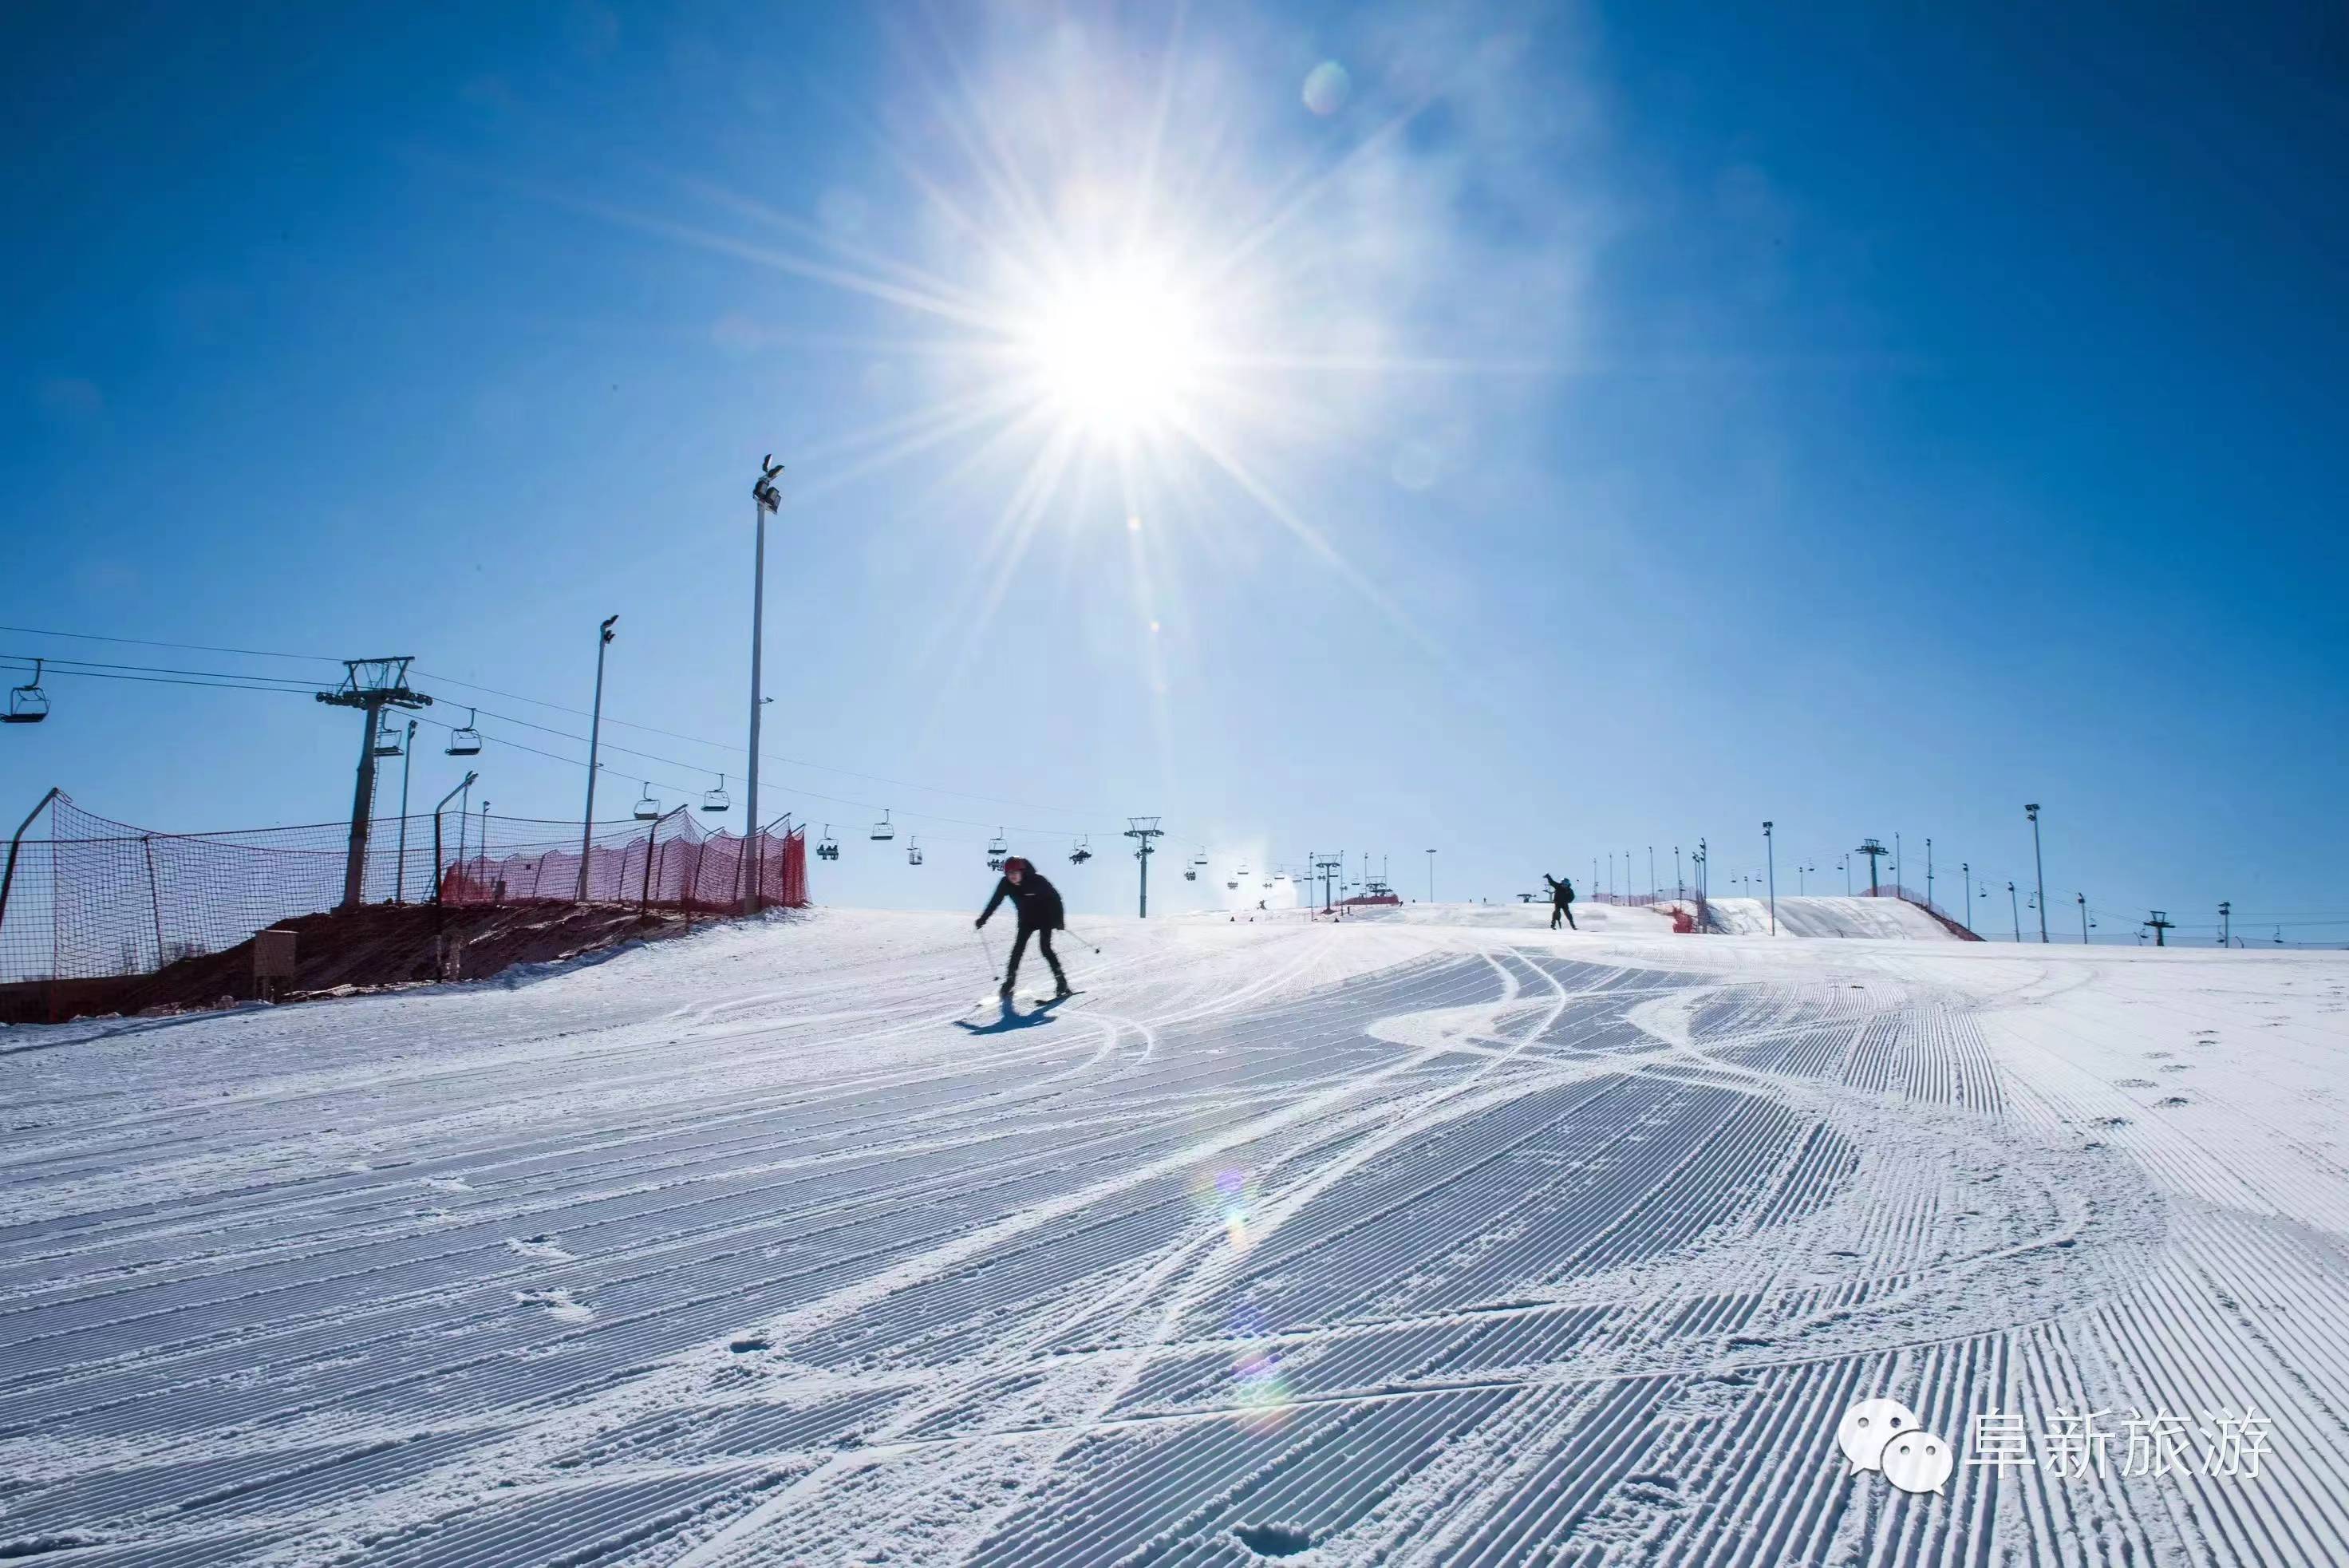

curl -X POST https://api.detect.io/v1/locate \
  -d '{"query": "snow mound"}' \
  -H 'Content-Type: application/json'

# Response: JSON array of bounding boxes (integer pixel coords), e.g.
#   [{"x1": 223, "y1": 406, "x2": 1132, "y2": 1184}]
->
[{"x1": 1703, "y1": 895, "x2": 1963, "y2": 939}]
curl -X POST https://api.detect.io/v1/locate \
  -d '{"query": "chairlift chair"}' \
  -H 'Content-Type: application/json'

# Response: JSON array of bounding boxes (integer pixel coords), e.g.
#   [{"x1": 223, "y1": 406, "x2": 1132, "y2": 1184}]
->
[
  {"x1": 907, "y1": 835, "x2": 924, "y2": 867},
  {"x1": 871, "y1": 810, "x2": 895, "y2": 841},
  {"x1": 816, "y1": 825, "x2": 840, "y2": 862},
  {"x1": 1185, "y1": 866, "x2": 1198, "y2": 882},
  {"x1": 445, "y1": 707, "x2": 483, "y2": 756},
  {"x1": 4, "y1": 659, "x2": 49, "y2": 724},
  {"x1": 372, "y1": 716, "x2": 404, "y2": 756},
  {"x1": 633, "y1": 782, "x2": 661, "y2": 820},
  {"x1": 1070, "y1": 835, "x2": 1092, "y2": 865},
  {"x1": 987, "y1": 828, "x2": 1009, "y2": 857}
]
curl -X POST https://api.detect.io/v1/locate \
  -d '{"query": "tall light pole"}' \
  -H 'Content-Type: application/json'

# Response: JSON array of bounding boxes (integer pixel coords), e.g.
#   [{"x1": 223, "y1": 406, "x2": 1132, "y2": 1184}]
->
[
  {"x1": 743, "y1": 456, "x2": 784, "y2": 914},
  {"x1": 1426, "y1": 848, "x2": 1436, "y2": 903},
  {"x1": 1894, "y1": 832, "x2": 1902, "y2": 897},
  {"x1": 1925, "y1": 837, "x2": 1933, "y2": 911},
  {"x1": 1963, "y1": 863, "x2": 1972, "y2": 933},
  {"x1": 1606, "y1": 851, "x2": 1613, "y2": 901},
  {"x1": 1842, "y1": 852, "x2": 1851, "y2": 895},
  {"x1": 455, "y1": 771, "x2": 475, "y2": 880},
  {"x1": 395, "y1": 717, "x2": 417, "y2": 903},
  {"x1": 1648, "y1": 846, "x2": 1656, "y2": 900},
  {"x1": 1674, "y1": 845, "x2": 1683, "y2": 899},
  {"x1": 2218, "y1": 899, "x2": 2231, "y2": 947},
  {"x1": 1763, "y1": 821, "x2": 1775, "y2": 934},
  {"x1": 578, "y1": 616, "x2": 618, "y2": 902},
  {"x1": 2008, "y1": 880, "x2": 2021, "y2": 942},
  {"x1": 2025, "y1": 804, "x2": 2048, "y2": 942},
  {"x1": 428, "y1": 770, "x2": 475, "y2": 904},
  {"x1": 2080, "y1": 891, "x2": 2090, "y2": 944}
]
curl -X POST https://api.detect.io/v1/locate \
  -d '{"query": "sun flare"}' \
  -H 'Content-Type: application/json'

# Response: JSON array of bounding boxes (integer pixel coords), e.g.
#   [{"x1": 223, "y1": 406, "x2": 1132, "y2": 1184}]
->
[{"x1": 1020, "y1": 265, "x2": 1208, "y2": 440}]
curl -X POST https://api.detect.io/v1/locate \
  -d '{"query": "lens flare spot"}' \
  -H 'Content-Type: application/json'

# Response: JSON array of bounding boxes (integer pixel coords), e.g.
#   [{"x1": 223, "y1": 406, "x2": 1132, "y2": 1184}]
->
[{"x1": 1302, "y1": 61, "x2": 1352, "y2": 116}]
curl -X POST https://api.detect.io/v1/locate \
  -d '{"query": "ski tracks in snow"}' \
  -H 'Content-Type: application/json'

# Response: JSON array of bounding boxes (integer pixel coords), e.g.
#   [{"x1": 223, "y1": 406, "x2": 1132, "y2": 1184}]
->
[{"x1": 2, "y1": 911, "x2": 2347, "y2": 1564}]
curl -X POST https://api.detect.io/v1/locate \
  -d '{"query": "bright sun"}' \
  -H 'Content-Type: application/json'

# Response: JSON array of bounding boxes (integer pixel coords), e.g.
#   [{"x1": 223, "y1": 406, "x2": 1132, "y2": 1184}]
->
[{"x1": 1021, "y1": 266, "x2": 1207, "y2": 440}]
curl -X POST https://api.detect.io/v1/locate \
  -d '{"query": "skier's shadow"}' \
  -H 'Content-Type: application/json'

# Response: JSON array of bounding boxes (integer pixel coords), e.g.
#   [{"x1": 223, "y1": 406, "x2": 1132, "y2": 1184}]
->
[{"x1": 954, "y1": 1005, "x2": 1060, "y2": 1036}]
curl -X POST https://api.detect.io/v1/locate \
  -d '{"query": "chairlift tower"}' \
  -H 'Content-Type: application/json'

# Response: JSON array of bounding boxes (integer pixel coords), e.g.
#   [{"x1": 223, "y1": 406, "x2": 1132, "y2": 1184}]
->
[
  {"x1": 315, "y1": 658, "x2": 432, "y2": 910},
  {"x1": 1314, "y1": 852, "x2": 1343, "y2": 913},
  {"x1": 1854, "y1": 838, "x2": 1887, "y2": 897},
  {"x1": 2218, "y1": 900, "x2": 2231, "y2": 947},
  {"x1": 1124, "y1": 816, "x2": 1163, "y2": 918},
  {"x1": 2145, "y1": 909, "x2": 2174, "y2": 947}
]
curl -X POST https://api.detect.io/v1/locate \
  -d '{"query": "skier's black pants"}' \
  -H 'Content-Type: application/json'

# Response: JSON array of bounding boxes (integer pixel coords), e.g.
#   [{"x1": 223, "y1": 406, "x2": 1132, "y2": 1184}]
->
[
  {"x1": 1552, "y1": 903, "x2": 1576, "y2": 930},
  {"x1": 1005, "y1": 926, "x2": 1065, "y2": 992}
]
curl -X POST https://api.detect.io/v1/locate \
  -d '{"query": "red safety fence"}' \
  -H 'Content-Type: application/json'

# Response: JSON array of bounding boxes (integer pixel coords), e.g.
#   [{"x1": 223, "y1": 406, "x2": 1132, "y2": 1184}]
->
[{"x1": 0, "y1": 790, "x2": 808, "y2": 984}]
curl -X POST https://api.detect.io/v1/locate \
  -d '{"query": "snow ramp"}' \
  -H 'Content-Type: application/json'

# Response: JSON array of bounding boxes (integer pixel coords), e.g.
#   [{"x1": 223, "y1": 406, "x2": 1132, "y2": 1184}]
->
[{"x1": 1704, "y1": 894, "x2": 1964, "y2": 938}]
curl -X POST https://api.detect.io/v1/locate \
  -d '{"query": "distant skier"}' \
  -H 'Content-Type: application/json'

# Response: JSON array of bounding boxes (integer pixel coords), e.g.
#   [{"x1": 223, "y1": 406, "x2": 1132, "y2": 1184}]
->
[
  {"x1": 977, "y1": 855, "x2": 1070, "y2": 1001},
  {"x1": 1544, "y1": 874, "x2": 1577, "y2": 930}
]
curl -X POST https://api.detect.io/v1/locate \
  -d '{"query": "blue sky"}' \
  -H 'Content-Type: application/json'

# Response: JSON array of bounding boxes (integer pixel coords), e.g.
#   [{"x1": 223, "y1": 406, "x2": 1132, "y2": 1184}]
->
[{"x1": 4, "y1": 0, "x2": 2344, "y2": 938}]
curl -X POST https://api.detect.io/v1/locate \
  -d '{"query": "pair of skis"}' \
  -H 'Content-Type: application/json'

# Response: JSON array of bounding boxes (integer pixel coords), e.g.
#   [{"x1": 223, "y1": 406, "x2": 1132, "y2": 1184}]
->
[{"x1": 971, "y1": 989, "x2": 1083, "y2": 1013}]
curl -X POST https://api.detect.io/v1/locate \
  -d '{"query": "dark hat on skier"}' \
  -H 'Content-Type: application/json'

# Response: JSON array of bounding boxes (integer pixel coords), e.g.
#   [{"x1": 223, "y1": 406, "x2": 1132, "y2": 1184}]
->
[{"x1": 1001, "y1": 855, "x2": 1032, "y2": 876}]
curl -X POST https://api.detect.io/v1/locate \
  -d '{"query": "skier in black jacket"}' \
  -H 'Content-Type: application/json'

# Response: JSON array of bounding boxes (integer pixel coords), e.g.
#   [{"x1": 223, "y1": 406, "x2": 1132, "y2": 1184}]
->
[
  {"x1": 1544, "y1": 874, "x2": 1577, "y2": 930},
  {"x1": 977, "y1": 856, "x2": 1070, "y2": 1001}
]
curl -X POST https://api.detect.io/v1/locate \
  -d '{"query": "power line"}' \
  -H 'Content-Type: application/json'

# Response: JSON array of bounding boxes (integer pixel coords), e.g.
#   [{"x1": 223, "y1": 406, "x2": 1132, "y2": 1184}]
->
[
  {"x1": 0, "y1": 622, "x2": 1178, "y2": 841},
  {"x1": 0, "y1": 659, "x2": 318, "y2": 698},
  {"x1": 1, "y1": 653, "x2": 319, "y2": 689},
  {"x1": 416, "y1": 667, "x2": 1110, "y2": 825},
  {"x1": 6, "y1": 656, "x2": 1225, "y2": 858},
  {"x1": 0, "y1": 625, "x2": 338, "y2": 664},
  {"x1": 3, "y1": 626, "x2": 1235, "y2": 859}
]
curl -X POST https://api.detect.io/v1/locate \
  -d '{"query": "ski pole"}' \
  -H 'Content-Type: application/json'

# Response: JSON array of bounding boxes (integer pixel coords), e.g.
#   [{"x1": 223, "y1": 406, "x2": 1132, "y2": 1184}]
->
[
  {"x1": 1061, "y1": 923, "x2": 1103, "y2": 955},
  {"x1": 975, "y1": 923, "x2": 998, "y2": 982}
]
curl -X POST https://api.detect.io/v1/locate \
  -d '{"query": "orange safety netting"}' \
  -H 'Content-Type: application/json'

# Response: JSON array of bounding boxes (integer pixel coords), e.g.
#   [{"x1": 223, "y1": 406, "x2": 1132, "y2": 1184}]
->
[{"x1": 0, "y1": 791, "x2": 807, "y2": 983}]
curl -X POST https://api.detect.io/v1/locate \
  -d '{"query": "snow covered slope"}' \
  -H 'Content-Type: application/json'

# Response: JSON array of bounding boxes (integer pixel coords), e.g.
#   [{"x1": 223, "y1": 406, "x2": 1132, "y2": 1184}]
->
[
  {"x1": 4, "y1": 910, "x2": 2347, "y2": 1565},
  {"x1": 1342, "y1": 898, "x2": 1676, "y2": 932},
  {"x1": 1704, "y1": 895, "x2": 1964, "y2": 939}
]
